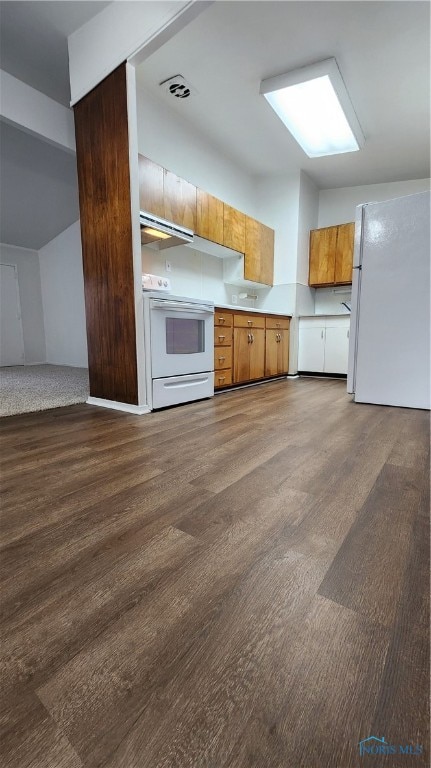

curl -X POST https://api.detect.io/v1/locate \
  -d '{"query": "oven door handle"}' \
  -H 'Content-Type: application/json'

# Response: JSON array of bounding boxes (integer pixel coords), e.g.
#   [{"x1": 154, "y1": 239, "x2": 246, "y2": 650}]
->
[{"x1": 151, "y1": 300, "x2": 214, "y2": 314}]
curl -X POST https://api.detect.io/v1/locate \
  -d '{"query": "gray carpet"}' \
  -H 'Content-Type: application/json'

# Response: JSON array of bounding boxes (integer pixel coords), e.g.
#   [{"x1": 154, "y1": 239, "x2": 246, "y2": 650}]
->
[{"x1": 0, "y1": 365, "x2": 90, "y2": 417}]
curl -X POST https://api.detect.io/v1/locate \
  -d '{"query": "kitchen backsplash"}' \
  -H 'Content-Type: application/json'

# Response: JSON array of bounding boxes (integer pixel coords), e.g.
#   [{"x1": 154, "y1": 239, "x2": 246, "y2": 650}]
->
[
  {"x1": 142, "y1": 244, "x2": 350, "y2": 316},
  {"x1": 314, "y1": 285, "x2": 352, "y2": 314},
  {"x1": 142, "y1": 244, "x2": 230, "y2": 303}
]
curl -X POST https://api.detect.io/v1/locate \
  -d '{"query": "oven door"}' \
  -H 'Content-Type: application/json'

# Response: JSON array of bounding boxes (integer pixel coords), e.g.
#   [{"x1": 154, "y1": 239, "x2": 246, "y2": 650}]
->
[{"x1": 149, "y1": 299, "x2": 214, "y2": 379}]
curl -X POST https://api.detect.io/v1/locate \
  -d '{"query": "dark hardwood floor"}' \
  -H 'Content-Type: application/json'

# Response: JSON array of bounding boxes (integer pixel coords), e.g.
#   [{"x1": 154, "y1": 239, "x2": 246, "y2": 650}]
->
[{"x1": 0, "y1": 378, "x2": 429, "y2": 768}]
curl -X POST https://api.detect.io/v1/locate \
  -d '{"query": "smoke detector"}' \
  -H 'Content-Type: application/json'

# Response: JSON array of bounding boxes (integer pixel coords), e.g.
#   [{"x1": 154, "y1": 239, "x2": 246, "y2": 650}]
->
[{"x1": 159, "y1": 74, "x2": 193, "y2": 100}]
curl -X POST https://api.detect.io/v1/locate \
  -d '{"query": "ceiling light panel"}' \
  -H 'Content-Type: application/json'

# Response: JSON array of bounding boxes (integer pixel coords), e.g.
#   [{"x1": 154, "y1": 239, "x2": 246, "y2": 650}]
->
[{"x1": 260, "y1": 58, "x2": 364, "y2": 158}]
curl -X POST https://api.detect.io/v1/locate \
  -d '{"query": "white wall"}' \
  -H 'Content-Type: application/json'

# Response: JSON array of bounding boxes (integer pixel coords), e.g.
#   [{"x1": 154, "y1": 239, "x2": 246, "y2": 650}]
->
[
  {"x1": 0, "y1": 69, "x2": 75, "y2": 152},
  {"x1": 318, "y1": 178, "x2": 430, "y2": 227},
  {"x1": 254, "y1": 172, "x2": 300, "y2": 285},
  {"x1": 39, "y1": 221, "x2": 88, "y2": 367},
  {"x1": 136, "y1": 86, "x2": 257, "y2": 217},
  {"x1": 296, "y1": 172, "x2": 319, "y2": 285},
  {"x1": 68, "y1": 2, "x2": 205, "y2": 105},
  {"x1": 0, "y1": 243, "x2": 46, "y2": 363}
]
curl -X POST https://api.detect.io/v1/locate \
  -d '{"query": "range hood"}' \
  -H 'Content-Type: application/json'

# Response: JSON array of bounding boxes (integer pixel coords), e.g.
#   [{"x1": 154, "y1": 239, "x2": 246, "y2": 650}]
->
[{"x1": 140, "y1": 210, "x2": 193, "y2": 249}]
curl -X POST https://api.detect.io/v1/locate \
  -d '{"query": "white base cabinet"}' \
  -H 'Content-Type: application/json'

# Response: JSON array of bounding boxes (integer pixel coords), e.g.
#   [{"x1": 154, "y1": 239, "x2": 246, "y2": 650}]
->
[{"x1": 298, "y1": 316, "x2": 350, "y2": 374}]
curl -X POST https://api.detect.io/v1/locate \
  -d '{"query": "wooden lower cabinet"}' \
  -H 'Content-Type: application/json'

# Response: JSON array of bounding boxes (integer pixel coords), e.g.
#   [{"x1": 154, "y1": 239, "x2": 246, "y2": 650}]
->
[
  {"x1": 265, "y1": 316, "x2": 290, "y2": 377},
  {"x1": 214, "y1": 310, "x2": 233, "y2": 389},
  {"x1": 265, "y1": 329, "x2": 289, "y2": 377},
  {"x1": 215, "y1": 309, "x2": 290, "y2": 388},
  {"x1": 233, "y1": 327, "x2": 265, "y2": 383}
]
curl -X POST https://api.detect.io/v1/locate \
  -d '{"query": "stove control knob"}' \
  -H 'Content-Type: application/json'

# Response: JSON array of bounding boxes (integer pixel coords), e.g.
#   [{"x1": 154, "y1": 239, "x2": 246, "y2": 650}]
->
[
  {"x1": 158, "y1": 279, "x2": 162, "y2": 286},
  {"x1": 163, "y1": 280, "x2": 168, "y2": 287}
]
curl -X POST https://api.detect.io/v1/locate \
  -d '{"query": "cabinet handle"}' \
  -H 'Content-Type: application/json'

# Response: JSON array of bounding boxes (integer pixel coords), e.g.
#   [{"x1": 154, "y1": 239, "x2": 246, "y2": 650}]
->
[
  {"x1": 219, "y1": 376, "x2": 225, "y2": 382},
  {"x1": 218, "y1": 335, "x2": 225, "y2": 341},
  {"x1": 219, "y1": 356, "x2": 225, "y2": 362},
  {"x1": 321, "y1": 330, "x2": 324, "y2": 339},
  {"x1": 276, "y1": 322, "x2": 281, "y2": 327},
  {"x1": 251, "y1": 333, "x2": 254, "y2": 343},
  {"x1": 347, "y1": 330, "x2": 350, "y2": 339},
  {"x1": 247, "y1": 333, "x2": 251, "y2": 343},
  {"x1": 218, "y1": 317, "x2": 225, "y2": 323},
  {"x1": 247, "y1": 320, "x2": 253, "y2": 325}
]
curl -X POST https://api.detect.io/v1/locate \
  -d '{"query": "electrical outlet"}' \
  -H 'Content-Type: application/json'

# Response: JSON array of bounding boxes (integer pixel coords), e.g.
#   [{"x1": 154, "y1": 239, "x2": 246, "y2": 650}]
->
[
  {"x1": 231, "y1": 294, "x2": 238, "y2": 304},
  {"x1": 165, "y1": 260, "x2": 172, "y2": 273}
]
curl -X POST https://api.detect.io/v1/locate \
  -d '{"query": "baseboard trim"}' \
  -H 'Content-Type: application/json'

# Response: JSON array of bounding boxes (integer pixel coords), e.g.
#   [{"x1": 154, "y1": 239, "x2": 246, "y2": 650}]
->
[
  {"x1": 298, "y1": 372, "x2": 347, "y2": 379},
  {"x1": 86, "y1": 397, "x2": 151, "y2": 415}
]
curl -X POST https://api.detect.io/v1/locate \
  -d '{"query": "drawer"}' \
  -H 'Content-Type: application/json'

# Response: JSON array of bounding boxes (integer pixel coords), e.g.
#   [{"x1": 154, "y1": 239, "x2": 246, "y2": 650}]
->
[
  {"x1": 215, "y1": 369, "x2": 232, "y2": 387},
  {"x1": 234, "y1": 313, "x2": 265, "y2": 329},
  {"x1": 266, "y1": 316, "x2": 290, "y2": 330},
  {"x1": 214, "y1": 347, "x2": 232, "y2": 370},
  {"x1": 214, "y1": 310, "x2": 233, "y2": 327},
  {"x1": 214, "y1": 329, "x2": 232, "y2": 346}
]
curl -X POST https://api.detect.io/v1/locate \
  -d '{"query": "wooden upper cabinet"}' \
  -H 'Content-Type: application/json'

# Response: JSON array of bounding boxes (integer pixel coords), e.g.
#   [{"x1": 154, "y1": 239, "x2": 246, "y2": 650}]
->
[
  {"x1": 138, "y1": 155, "x2": 164, "y2": 218},
  {"x1": 334, "y1": 222, "x2": 355, "y2": 284},
  {"x1": 196, "y1": 189, "x2": 224, "y2": 244},
  {"x1": 138, "y1": 154, "x2": 274, "y2": 287},
  {"x1": 309, "y1": 223, "x2": 354, "y2": 287},
  {"x1": 138, "y1": 155, "x2": 196, "y2": 229},
  {"x1": 223, "y1": 204, "x2": 246, "y2": 252},
  {"x1": 163, "y1": 169, "x2": 196, "y2": 231},
  {"x1": 245, "y1": 217, "x2": 274, "y2": 286},
  {"x1": 309, "y1": 226, "x2": 337, "y2": 286}
]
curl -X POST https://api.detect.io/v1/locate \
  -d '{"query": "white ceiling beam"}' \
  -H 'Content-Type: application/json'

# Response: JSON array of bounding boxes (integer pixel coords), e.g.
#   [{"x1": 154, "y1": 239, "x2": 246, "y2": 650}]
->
[
  {"x1": 68, "y1": 1, "x2": 212, "y2": 107},
  {"x1": 0, "y1": 69, "x2": 75, "y2": 153}
]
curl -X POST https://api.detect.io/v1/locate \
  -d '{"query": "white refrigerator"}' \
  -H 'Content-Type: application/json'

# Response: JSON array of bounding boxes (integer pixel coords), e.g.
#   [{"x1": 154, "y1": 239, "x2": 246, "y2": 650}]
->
[{"x1": 347, "y1": 191, "x2": 430, "y2": 409}]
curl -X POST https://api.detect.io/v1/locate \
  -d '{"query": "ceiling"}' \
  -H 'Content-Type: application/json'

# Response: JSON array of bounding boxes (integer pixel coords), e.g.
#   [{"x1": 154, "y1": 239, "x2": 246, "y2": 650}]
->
[
  {"x1": 0, "y1": 0, "x2": 110, "y2": 249},
  {"x1": 0, "y1": 1, "x2": 429, "y2": 250},
  {"x1": 136, "y1": 0, "x2": 430, "y2": 188},
  {"x1": 0, "y1": 1, "x2": 111, "y2": 106},
  {"x1": 0, "y1": 122, "x2": 79, "y2": 250}
]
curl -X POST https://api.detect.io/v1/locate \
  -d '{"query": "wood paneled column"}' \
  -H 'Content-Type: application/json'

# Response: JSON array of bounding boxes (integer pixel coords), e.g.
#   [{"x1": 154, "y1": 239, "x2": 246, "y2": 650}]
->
[{"x1": 74, "y1": 63, "x2": 138, "y2": 404}]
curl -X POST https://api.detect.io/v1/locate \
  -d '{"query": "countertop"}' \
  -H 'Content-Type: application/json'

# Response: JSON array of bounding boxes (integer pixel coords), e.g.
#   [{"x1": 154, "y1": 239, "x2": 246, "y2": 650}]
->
[{"x1": 215, "y1": 303, "x2": 292, "y2": 317}]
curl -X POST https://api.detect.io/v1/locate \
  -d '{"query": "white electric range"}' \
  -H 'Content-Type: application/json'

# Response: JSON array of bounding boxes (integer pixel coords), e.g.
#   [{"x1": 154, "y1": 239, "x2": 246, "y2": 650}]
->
[{"x1": 142, "y1": 274, "x2": 214, "y2": 409}]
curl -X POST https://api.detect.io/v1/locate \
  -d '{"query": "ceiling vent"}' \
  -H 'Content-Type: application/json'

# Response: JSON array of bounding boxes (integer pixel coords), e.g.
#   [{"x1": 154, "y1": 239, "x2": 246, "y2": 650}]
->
[{"x1": 159, "y1": 74, "x2": 192, "y2": 99}]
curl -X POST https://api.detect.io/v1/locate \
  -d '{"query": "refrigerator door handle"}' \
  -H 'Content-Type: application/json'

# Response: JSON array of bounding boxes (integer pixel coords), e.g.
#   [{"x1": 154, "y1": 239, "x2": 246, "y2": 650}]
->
[{"x1": 352, "y1": 265, "x2": 362, "y2": 270}]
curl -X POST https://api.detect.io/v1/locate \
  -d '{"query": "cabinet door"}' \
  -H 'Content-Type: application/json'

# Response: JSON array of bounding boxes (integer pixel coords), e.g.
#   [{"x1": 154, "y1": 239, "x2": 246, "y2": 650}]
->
[
  {"x1": 309, "y1": 226, "x2": 337, "y2": 286},
  {"x1": 323, "y1": 326, "x2": 350, "y2": 374},
  {"x1": 265, "y1": 330, "x2": 279, "y2": 376},
  {"x1": 196, "y1": 189, "x2": 224, "y2": 244},
  {"x1": 298, "y1": 326, "x2": 325, "y2": 372},
  {"x1": 244, "y1": 217, "x2": 274, "y2": 286},
  {"x1": 223, "y1": 204, "x2": 246, "y2": 252},
  {"x1": 233, "y1": 327, "x2": 250, "y2": 383},
  {"x1": 265, "y1": 329, "x2": 290, "y2": 376},
  {"x1": 334, "y1": 223, "x2": 355, "y2": 284},
  {"x1": 278, "y1": 329, "x2": 289, "y2": 374},
  {"x1": 138, "y1": 155, "x2": 164, "y2": 217},
  {"x1": 163, "y1": 169, "x2": 196, "y2": 230},
  {"x1": 249, "y1": 328, "x2": 265, "y2": 380}
]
